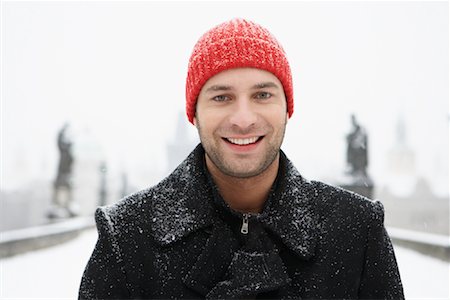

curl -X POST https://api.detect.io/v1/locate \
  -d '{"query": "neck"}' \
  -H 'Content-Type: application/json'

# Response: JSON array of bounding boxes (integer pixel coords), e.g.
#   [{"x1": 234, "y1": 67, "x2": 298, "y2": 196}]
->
[{"x1": 205, "y1": 154, "x2": 280, "y2": 214}]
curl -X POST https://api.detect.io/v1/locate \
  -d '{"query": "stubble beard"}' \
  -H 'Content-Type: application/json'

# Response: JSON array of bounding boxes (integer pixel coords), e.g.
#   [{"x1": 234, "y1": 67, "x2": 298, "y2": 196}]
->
[{"x1": 196, "y1": 118, "x2": 287, "y2": 179}]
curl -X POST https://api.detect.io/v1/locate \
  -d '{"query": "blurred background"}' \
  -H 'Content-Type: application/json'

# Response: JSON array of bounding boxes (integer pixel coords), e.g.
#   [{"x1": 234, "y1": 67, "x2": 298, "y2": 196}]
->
[{"x1": 0, "y1": 1, "x2": 448, "y2": 299}]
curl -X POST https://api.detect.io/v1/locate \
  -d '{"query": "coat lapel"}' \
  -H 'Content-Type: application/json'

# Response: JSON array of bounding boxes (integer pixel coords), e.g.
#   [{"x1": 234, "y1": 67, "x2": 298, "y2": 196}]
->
[
  {"x1": 259, "y1": 153, "x2": 319, "y2": 260},
  {"x1": 148, "y1": 144, "x2": 216, "y2": 245}
]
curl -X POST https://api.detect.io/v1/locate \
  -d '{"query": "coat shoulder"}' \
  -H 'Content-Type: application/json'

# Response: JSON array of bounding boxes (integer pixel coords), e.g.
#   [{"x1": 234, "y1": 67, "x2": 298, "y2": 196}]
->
[
  {"x1": 94, "y1": 170, "x2": 192, "y2": 237},
  {"x1": 308, "y1": 180, "x2": 384, "y2": 224},
  {"x1": 94, "y1": 145, "x2": 214, "y2": 245},
  {"x1": 94, "y1": 186, "x2": 157, "y2": 238}
]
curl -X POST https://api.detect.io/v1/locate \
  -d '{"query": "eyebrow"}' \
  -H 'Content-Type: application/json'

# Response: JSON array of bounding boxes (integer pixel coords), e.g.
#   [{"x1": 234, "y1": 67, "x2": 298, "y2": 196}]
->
[
  {"x1": 252, "y1": 82, "x2": 280, "y2": 90},
  {"x1": 204, "y1": 85, "x2": 233, "y2": 93},
  {"x1": 204, "y1": 81, "x2": 280, "y2": 93}
]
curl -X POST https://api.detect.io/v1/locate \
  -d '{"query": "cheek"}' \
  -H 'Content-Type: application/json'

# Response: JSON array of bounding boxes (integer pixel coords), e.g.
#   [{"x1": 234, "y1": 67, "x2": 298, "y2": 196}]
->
[
  {"x1": 196, "y1": 111, "x2": 220, "y2": 134},
  {"x1": 264, "y1": 106, "x2": 287, "y2": 125},
  {"x1": 197, "y1": 107, "x2": 227, "y2": 127}
]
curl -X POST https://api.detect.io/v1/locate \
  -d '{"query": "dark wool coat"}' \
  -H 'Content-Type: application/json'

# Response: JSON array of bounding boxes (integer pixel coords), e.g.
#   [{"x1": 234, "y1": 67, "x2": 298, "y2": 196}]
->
[{"x1": 79, "y1": 144, "x2": 404, "y2": 299}]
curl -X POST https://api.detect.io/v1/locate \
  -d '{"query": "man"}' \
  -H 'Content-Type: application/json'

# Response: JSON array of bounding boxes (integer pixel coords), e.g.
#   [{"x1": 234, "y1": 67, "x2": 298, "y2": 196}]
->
[{"x1": 79, "y1": 18, "x2": 404, "y2": 299}]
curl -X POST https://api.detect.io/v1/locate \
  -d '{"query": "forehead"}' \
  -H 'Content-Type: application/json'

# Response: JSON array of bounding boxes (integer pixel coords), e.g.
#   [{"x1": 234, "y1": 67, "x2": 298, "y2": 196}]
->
[{"x1": 201, "y1": 68, "x2": 282, "y2": 91}]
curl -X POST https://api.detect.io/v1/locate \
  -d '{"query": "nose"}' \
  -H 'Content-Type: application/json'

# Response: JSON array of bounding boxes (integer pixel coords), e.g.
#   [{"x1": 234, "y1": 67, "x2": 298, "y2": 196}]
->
[{"x1": 228, "y1": 97, "x2": 258, "y2": 129}]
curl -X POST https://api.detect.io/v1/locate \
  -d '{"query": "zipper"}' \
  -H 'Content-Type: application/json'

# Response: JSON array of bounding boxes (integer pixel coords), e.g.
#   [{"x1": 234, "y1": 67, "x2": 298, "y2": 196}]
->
[{"x1": 241, "y1": 213, "x2": 251, "y2": 234}]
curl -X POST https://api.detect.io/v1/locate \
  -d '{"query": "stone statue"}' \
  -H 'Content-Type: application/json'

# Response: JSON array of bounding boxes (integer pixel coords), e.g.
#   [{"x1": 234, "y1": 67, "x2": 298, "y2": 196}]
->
[
  {"x1": 340, "y1": 114, "x2": 373, "y2": 199},
  {"x1": 346, "y1": 114, "x2": 368, "y2": 177},
  {"x1": 48, "y1": 123, "x2": 77, "y2": 218}
]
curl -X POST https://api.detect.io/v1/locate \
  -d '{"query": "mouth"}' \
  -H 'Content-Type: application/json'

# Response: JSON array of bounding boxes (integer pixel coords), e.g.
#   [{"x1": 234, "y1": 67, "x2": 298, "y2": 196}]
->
[{"x1": 223, "y1": 136, "x2": 264, "y2": 146}]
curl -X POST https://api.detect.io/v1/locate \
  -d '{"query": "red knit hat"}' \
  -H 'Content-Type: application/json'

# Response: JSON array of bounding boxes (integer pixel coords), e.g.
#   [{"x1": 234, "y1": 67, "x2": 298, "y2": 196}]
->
[{"x1": 185, "y1": 18, "x2": 294, "y2": 124}]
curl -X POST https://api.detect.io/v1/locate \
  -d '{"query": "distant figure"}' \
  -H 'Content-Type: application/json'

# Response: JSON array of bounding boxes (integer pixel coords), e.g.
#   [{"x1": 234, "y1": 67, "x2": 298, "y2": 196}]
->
[
  {"x1": 48, "y1": 123, "x2": 77, "y2": 218},
  {"x1": 98, "y1": 161, "x2": 108, "y2": 207},
  {"x1": 346, "y1": 114, "x2": 368, "y2": 177},
  {"x1": 120, "y1": 171, "x2": 129, "y2": 199}
]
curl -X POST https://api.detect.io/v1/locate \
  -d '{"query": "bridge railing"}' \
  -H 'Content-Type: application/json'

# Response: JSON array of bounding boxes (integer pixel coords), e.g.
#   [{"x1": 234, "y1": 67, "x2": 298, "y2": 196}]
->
[
  {"x1": 387, "y1": 227, "x2": 450, "y2": 262},
  {"x1": 0, "y1": 216, "x2": 95, "y2": 259}
]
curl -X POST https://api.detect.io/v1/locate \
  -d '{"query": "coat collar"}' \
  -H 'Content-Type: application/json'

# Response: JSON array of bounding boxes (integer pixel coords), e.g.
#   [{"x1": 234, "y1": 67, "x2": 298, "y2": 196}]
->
[
  {"x1": 259, "y1": 152, "x2": 319, "y2": 260},
  {"x1": 149, "y1": 144, "x2": 318, "y2": 260}
]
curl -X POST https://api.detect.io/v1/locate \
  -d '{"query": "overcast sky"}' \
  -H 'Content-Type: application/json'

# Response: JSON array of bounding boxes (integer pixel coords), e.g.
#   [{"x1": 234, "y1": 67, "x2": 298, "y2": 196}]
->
[{"x1": 1, "y1": 1, "x2": 448, "y2": 197}]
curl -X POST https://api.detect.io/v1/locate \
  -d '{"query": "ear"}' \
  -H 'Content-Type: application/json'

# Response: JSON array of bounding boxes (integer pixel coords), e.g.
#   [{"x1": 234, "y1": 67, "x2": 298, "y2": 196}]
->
[{"x1": 193, "y1": 116, "x2": 198, "y2": 127}]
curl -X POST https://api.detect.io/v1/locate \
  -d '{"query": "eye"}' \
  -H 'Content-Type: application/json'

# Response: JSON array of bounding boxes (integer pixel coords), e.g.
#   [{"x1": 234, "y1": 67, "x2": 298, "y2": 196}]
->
[
  {"x1": 212, "y1": 95, "x2": 230, "y2": 102},
  {"x1": 255, "y1": 92, "x2": 272, "y2": 99}
]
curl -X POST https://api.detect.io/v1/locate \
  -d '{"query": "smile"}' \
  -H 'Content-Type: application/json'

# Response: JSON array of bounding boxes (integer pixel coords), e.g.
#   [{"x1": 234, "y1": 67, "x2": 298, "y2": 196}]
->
[{"x1": 224, "y1": 136, "x2": 263, "y2": 145}]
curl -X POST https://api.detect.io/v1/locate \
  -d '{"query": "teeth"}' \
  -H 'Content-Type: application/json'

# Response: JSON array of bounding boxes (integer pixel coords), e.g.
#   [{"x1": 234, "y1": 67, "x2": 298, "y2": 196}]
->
[{"x1": 227, "y1": 137, "x2": 259, "y2": 145}]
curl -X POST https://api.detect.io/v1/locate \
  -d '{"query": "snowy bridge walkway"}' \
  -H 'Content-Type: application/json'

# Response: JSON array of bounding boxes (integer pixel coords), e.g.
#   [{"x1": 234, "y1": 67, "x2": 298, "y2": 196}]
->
[{"x1": 1, "y1": 229, "x2": 449, "y2": 299}]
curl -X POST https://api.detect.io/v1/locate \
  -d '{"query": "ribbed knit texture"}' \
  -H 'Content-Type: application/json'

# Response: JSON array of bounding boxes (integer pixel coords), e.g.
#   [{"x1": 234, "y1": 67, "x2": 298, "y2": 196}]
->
[{"x1": 185, "y1": 18, "x2": 294, "y2": 124}]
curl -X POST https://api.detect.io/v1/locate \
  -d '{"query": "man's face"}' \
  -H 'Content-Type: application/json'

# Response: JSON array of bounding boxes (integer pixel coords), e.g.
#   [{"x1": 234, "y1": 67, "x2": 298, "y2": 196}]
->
[{"x1": 195, "y1": 68, "x2": 288, "y2": 178}]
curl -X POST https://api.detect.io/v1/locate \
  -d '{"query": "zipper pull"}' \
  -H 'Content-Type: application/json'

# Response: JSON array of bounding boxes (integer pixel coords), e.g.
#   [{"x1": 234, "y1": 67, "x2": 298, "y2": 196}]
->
[{"x1": 241, "y1": 213, "x2": 250, "y2": 234}]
